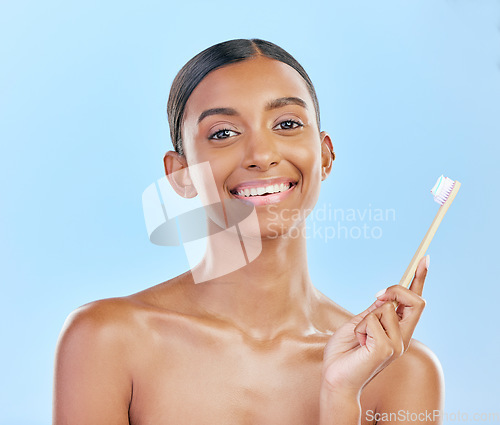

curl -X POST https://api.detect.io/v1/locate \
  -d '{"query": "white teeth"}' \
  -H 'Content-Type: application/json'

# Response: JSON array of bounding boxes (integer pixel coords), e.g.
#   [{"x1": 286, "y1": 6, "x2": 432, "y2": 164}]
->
[{"x1": 235, "y1": 182, "x2": 293, "y2": 197}]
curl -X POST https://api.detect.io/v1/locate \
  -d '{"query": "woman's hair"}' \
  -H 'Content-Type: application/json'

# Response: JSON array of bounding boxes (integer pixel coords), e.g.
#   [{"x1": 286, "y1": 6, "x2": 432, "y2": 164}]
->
[{"x1": 167, "y1": 38, "x2": 321, "y2": 156}]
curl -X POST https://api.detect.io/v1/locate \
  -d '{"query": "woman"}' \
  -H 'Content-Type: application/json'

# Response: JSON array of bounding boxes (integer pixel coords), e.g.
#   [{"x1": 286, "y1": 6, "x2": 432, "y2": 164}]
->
[{"x1": 53, "y1": 39, "x2": 444, "y2": 424}]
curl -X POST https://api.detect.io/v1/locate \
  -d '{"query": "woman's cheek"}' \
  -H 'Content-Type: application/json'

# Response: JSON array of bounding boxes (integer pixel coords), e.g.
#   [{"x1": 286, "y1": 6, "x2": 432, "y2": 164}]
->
[{"x1": 293, "y1": 140, "x2": 322, "y2": 174}]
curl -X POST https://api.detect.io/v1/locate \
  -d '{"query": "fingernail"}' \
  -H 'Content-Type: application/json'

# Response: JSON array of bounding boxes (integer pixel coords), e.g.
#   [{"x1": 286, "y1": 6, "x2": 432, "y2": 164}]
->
[
  {"x1": 425, "y1": 255, "x2": 430, "y2": 270},
  {"x1": 375, "y1": 288, "x2": 387, "y2": 298}
]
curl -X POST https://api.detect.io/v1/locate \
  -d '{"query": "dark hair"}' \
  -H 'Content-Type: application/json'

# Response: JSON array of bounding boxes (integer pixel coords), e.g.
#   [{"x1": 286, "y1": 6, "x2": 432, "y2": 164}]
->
[{"x1": 167, "y1": 38, "x2": 321, "y2": 156}]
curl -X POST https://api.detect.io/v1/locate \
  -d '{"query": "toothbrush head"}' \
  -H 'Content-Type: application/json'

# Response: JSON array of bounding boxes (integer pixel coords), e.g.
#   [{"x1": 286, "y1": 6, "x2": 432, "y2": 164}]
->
[{"x1": 431, "y1": 175, "x2": 456, "y2": 205}]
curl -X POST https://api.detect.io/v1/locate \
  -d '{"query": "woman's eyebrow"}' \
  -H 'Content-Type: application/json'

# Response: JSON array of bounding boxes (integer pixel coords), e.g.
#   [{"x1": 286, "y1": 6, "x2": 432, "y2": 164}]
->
[
  {"x1": 265, "y1": 97, "x2": 307, "y2": 111},
  {"x1": 197, "y1": 107, "x2": 238, "y2": 124},
  {"x1": 196, "y1": 97, "x2": 307, "y2": 125}
]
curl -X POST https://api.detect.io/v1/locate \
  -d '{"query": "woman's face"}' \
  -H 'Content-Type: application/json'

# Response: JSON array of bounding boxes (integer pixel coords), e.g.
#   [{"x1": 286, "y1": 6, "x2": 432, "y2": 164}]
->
[{"x1": 176, "y1": 56, "x2": 333, "y2": 238}]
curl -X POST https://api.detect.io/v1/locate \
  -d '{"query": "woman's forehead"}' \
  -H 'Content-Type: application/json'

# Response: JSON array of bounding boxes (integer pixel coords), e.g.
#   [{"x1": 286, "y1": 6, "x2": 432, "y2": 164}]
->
[{"x1": 183, "y1": 56, "x2": 314, "y2": 120}]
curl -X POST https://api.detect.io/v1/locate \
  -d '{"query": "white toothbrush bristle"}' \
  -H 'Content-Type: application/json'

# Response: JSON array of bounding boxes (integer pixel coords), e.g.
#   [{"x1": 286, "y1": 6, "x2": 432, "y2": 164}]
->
[{"x1": 430, "y1": 175, "x2": 455, "y2": 205}]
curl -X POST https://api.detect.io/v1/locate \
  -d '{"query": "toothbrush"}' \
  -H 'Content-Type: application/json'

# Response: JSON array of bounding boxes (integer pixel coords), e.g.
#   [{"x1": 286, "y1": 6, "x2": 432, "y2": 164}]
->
[{"x1": 398, "y1": 175, "x2": 461, "y2": 289}]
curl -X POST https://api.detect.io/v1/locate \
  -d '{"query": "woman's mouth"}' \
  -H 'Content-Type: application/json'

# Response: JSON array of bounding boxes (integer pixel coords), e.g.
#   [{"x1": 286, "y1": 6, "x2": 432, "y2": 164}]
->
[{"x1": 229, "y1": 180, "x2": 298, "y2": 206}]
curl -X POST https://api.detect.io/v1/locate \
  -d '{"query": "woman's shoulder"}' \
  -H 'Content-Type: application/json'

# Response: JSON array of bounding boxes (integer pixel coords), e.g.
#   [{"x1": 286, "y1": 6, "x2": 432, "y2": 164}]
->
[
  {"x1": 62, "y1": 296, "x2": 142, "y2": 333},
  {"x1": 53, "y1": 277, "x2": 191, "y2": 422},
  {"x1": 388, "y1": 339, "x2": 444, "y2": 387},
  {"x1": 57, "y1": 297, "x2": 148, "y2": 360},
  {"x1": 380, "y1": 339, "x2": 443, "y2": 384},
  {"x1": 59, "y1": 272, "x2": 193, "y2": 346},
  {"x1": 363, "y1": 339, "x2": 444, "y2": 413}
]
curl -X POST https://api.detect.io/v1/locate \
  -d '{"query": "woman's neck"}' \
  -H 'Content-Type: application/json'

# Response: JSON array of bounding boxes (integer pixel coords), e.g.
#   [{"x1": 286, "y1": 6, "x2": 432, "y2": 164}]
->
[{"x1": 187, "y1": 220, "x2": 320, "y2": 340}]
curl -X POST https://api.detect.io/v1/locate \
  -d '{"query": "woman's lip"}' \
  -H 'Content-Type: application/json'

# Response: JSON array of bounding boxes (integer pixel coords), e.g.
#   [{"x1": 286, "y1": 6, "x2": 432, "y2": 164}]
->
[
  {"x1": 230, "y1": 182, "x2": 297, "y2": 206},
  {"x1": 229, "y1": 177, "x2": 298, "y2": 192}
]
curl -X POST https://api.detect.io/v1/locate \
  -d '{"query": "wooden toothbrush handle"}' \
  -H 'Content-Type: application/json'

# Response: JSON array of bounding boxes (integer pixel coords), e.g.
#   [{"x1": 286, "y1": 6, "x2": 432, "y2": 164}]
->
[{"x1": 398, "y1": 181, "x2": 461, "y2": 289}]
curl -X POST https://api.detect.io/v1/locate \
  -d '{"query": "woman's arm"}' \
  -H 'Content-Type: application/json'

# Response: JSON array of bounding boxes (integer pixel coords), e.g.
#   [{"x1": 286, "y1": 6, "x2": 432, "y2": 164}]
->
[
  {"x1": 319, "y1": 387, "x2": 362, "y2": 425},
  {"x1": 53, "y1": 300, "x2": 133, "y2": 425}
]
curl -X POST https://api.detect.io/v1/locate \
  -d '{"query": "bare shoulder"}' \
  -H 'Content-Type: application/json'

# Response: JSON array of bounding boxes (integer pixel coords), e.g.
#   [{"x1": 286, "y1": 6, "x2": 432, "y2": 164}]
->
[
  {"x1": 363, "y1": 339, "x2": 445, "y2": 422},
  {"x1": 53, "y1": 276, "x2": 195, "y2": 424},
  {"x1": 54, "y1": 297, "x2": 144, "y2": 424},
  {"x1": 378, "y1": 339, "x2": 444, "y2": 389},
  {"x1": 55, "y1": 296, "x2": 148, "y2": 380},
  {"x1": 60, "y1": 296, "x2": 142, "y2": 340},
  {"x1": 57, "y1": 272, "x2": 193, "y2": 361}
]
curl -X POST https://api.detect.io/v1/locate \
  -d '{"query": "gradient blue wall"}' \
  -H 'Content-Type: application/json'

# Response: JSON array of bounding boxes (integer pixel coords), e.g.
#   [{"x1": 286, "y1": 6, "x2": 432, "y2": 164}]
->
[{"x1": 1, "y1": 1, "x2": 499, "y2": 423}]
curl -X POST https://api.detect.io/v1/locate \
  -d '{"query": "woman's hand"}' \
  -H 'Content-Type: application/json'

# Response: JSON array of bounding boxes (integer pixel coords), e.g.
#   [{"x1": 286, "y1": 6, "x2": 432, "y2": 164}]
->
[{"x1": 321, "y1": 255, "x2": 429, "y2": 399}]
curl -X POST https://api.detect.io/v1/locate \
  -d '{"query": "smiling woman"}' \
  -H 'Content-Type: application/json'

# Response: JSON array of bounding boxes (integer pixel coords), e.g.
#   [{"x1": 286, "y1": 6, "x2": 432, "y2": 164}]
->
[{"x1": 53, "y1": 39, "x2": 444, "y2": 425}]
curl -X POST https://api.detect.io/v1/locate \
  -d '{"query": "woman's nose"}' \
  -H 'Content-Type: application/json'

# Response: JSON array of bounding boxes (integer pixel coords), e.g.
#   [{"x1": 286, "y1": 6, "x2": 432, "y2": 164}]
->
[{"x1": 241, "y1": 130, "x2": 281, "y2": 171}]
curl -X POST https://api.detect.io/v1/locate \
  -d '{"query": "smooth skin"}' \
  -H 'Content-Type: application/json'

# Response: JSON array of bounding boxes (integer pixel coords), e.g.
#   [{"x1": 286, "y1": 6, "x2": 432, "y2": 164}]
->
[{"x1": 53, "y1": 56, "x2": 444, "y2": 425}]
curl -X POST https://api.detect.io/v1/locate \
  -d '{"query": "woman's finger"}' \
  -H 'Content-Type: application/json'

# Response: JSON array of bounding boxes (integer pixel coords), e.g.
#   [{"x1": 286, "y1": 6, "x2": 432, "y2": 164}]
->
[
  {"x1": 408, "y1": 255, "x2": 430, "y2": 297},
  {"x1": 375, "y1": 285, "x2": 426, "y2": 346},
  {"x1": 354, "y1": 304, "x2": 405, "y2": 358},
  {"x1": 375, "y1": 302, "x2": 405, "y2": 353},
  {"x1": 354, "y1": 310, "x2": 391, "y2": 353},
  {"x1": 376, "y1": 285, "x2": 426, "y2": 316},
  {"x1": 356, "y1": 302, "x2": 405, "y2": 354}
]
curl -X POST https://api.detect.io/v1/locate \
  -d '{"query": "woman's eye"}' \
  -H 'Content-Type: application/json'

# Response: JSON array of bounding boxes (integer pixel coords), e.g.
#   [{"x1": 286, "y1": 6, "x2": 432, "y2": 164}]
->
[
  {"x1": 209, "y1": 128, "x2": 238, "y2": 140},
  {"x1": 274, "y1": 120, "x2": 303, "y2": 130}
]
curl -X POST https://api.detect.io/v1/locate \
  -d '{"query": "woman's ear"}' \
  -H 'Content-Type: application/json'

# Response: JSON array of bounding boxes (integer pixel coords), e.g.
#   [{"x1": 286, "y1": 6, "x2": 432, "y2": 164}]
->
[
  {"x1": 163, "y1": 151, "x2": 198, "y2": 198},
  {"x1": 320, "y1": 131, "x2": 335, "y2": 181}
]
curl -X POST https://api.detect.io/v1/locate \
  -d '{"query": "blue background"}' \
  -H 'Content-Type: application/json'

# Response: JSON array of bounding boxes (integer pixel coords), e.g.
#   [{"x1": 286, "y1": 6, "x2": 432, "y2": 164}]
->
[{"x1": 1, "y1": 1, "x2": 499, "y2": 423}]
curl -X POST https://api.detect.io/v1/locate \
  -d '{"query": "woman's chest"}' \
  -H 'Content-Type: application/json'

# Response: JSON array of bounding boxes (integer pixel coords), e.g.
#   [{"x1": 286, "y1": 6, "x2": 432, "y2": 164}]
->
[{"x1": 128, "y1": 326, "x2": 327, "y2": 425}]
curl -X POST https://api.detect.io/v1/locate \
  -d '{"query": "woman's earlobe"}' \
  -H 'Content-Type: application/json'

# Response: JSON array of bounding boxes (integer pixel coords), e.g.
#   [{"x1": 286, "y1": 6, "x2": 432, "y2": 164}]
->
[
  {"x1": 163, "y1": 151, "x2": 198, "y2": 198},
  {"x1": 320, "y1": 131, "x2": 335, "y2": 181}
]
